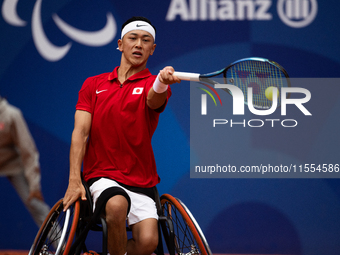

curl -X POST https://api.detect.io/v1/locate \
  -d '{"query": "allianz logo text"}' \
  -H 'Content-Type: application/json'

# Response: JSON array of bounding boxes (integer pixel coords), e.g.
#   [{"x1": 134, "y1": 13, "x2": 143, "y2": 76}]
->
[{"x1": 166, "y1": 0, "x2": 318, "y2": 28}]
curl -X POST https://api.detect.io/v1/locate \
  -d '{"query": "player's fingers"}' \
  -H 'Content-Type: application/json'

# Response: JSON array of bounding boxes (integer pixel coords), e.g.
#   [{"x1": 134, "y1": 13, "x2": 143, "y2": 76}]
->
[
  {"x1": 63, "y1": 196, "x2": 78, "y2": 211},
  {"x1": 159, "y1": 67, "x2": 180, "y2": 84},
  {"x1": 63, "y1": 198, "x2": 71, "y2": 211},
  {"x1": 81, "y1": 189, "x2": 87, "y2": 201},
  {"x1": 168, "y1": 70, "x2": 180, "y2": 83},
  {"x1": 158, "y1": 69, "x2": 167, "y2": 83},
  {"x1": 165, "y1": 66, "x2": 175, "y2": 74},
  {"x1": 163, "y1": 69, "x2": 175, "y2": 81},
  {"x1": 172, "y1": 73, "x2": 181, "y2": 83},
  {"x1": 63, "y1": 194, "x2": 76, "y2": 211}
]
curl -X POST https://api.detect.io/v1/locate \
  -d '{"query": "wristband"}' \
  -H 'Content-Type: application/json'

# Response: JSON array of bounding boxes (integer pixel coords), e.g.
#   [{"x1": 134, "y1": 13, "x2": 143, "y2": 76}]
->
[{"x1": 153, "y1": 74, "x2": 168, "y2": 93}]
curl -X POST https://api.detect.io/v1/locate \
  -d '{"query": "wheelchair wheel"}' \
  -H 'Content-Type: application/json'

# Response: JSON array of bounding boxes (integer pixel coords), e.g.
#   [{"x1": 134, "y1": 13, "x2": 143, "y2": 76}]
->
[
  {"x1": 29, "y1": 199, "x2": 80, "y2": 255},
  {"x1": 160, "y1": 194, "x2": 212, "y2": 255}
]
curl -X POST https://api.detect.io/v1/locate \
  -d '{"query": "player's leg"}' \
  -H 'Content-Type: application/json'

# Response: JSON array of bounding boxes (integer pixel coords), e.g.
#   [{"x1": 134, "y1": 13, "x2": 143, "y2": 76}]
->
[
  {"x1": 127, "y1": 218, "x2": 158, "y2": 255},
  {"x1": 90, "y1": 178, "x2": 131, "y2": 255},
  {"x1": 125, "y1": 188, "x2": 159, "y2": 255},
  {"x1": 105, "y1": 195, "x2": 129, "y2": 255},
  {"x1": 90, "y1": 178, "x2": 158, "y2": 255}
]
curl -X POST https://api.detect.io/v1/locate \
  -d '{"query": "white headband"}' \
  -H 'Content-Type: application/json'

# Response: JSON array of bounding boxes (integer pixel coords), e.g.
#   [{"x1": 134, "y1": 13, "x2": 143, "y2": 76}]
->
[{"x1": 121, "y1": 20, "x2": 156, "y2": 42}]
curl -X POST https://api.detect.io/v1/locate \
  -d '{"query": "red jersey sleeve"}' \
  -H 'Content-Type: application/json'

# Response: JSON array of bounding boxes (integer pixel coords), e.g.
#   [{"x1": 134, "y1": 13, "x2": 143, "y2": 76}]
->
[{"x1": 76, "y1": 76, "x2": 96, "y2": 113}]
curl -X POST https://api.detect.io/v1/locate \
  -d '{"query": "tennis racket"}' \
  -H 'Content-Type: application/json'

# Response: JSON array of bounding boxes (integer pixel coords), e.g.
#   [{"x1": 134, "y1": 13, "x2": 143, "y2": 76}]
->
[{"x1": 174, "y1": 57, "x2": 291, "y2": 109}]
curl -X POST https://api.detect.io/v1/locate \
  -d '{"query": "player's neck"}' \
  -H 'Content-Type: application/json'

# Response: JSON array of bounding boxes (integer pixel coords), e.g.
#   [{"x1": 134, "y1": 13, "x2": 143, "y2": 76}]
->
[{"x1": 118, "y1": 59, "x2": 147, "y2": 84}]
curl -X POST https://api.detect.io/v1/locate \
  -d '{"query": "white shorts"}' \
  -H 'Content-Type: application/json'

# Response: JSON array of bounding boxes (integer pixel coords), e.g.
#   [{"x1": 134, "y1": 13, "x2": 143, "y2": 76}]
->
[{"x1": 89, "y1": 178, "x2": 158, "y2": 226}]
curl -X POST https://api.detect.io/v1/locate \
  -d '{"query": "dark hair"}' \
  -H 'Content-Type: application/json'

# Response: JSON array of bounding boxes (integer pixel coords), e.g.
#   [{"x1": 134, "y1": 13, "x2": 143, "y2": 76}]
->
[{"x1": 121, "y1": 16, "x2": 156, "y2": 33}]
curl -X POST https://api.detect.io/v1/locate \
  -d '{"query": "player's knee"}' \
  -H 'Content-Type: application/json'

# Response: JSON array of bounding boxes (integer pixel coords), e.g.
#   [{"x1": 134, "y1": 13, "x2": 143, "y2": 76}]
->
[
  {"x1": 105, "y1": 195, "x2": 128, "y2": 223},
  {"x1": 138, "y1": 231, "x2": 159, "y2": 254}
]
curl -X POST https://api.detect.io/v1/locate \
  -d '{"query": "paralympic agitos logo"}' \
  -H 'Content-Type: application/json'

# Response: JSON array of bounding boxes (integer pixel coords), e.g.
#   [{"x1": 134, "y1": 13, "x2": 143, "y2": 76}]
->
[
  {"x1": 1, "y1": 0, "x2": 116, "y2": 62},
  {"x1": 198, "y1": 83, "x2": 312, "y2": 128}
]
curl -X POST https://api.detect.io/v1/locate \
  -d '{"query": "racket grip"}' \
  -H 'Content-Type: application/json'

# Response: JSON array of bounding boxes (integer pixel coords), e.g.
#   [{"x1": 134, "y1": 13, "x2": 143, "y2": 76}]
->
[{"x1": 173, "y1": 71, "x2": 200, "y2": 81}]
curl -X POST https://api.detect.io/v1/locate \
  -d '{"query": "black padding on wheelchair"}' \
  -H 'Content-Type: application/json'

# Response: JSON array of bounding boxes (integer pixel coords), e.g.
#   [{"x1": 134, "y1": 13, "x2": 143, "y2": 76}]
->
[{"x1": 94, "y1": 186, "x2": 131, "y2": 217}]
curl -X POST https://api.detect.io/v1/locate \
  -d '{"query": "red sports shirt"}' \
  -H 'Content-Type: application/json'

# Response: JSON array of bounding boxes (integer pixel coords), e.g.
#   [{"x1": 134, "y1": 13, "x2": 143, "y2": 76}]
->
[{"x1": 76, "y1": 67, "x2": 171, "y2": 188}]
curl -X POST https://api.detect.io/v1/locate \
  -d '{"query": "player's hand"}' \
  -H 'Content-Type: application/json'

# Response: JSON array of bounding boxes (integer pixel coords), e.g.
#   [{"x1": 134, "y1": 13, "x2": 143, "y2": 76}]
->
[
  {"x1": 158, "y1": 66, "x2": 181, "y2": 85},
  {"x1": 63, "y1": 179, "x2": 86, "y2": 211}
]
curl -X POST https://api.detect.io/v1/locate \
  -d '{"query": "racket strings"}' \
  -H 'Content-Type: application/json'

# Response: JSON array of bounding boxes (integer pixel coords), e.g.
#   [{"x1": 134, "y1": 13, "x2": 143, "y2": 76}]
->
[{"x1": 227, "y1": 60, "x2": 287, "y2": 109}]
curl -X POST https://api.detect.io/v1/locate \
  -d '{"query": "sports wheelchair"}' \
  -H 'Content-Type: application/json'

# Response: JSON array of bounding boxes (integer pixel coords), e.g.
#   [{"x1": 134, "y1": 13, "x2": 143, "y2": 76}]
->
[{"x1": 28, "y1": 179, "x2": 212, "y2": 255}]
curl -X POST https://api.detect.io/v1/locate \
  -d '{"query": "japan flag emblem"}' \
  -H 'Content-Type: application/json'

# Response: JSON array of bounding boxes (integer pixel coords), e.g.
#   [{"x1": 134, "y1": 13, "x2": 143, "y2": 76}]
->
[{"x1": 132, "y1": 87, "x2": 143, "y2": 94}]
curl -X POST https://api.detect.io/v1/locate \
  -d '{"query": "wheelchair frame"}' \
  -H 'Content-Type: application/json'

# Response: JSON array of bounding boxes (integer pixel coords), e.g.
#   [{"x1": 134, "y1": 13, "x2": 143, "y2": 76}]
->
[{"x1": 29, "y1": 181, "x2": 212, "y2": 255}]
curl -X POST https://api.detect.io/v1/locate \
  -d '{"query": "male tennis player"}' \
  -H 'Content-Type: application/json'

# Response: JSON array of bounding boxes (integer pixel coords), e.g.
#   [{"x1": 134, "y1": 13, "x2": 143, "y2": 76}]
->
[{"x1": 62, "y1": 16, "x2": 180, "y2": 255}]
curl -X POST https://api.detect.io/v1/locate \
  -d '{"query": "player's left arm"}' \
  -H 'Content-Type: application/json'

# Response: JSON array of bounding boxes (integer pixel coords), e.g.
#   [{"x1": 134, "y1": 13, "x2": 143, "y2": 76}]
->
[{"x1": 147, "y1": 66, "x2": 180, "y2": 109}]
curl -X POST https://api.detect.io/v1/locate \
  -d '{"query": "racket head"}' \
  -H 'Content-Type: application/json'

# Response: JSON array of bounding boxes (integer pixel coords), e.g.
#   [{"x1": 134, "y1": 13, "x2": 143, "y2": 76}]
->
[
  {"x1": 224, "y1": 57, "x2": 290, "y2": 109},
  {"x1": 199, "y1": 57, "x2": 290, "y2": 109}
]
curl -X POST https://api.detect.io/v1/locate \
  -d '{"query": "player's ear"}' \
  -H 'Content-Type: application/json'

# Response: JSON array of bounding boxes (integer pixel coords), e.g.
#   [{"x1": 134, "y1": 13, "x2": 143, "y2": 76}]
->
[
  {"x1": 150, "y1": 43, "x2": 156, "y2": 56},
  {"x1": 117, "y1": 39, "x2": 123, "y2": 52}
]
